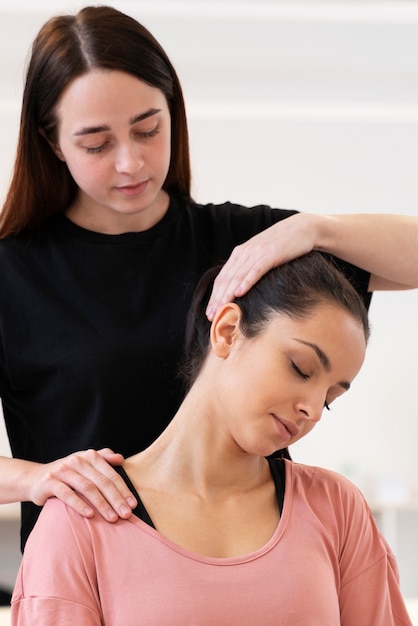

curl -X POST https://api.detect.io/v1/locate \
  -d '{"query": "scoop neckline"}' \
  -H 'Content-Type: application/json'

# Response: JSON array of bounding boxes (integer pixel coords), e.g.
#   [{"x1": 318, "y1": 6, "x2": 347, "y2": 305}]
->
[{"x1": 125, "y1": 459, "x2": 292, "y2": 567}]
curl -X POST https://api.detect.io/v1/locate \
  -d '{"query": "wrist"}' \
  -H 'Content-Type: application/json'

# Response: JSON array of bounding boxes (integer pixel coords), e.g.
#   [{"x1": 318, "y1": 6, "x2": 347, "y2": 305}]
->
[{"x1": 311, "y1": 214, "x2": 338, "y2": 254}]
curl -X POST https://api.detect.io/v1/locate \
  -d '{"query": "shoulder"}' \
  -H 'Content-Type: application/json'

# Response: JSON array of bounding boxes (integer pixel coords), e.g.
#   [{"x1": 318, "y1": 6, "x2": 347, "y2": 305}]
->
[
  {"x1": 18, "y1": 498, "x2": 110, "y2": 592},
  {"x1": 25, "y1": 498, "x2": 92, "y2": 556},
  {"x1": 285, "y1": 460, "x2": 388, "y2": 554},
  {"x1": 289, "y1": 460, "x2": 364, "y2": 498},
  {"x1": 286, "y1": 460, "x2": 372, "y2": 521},
  {"x1": 0, "y1": 223, "x2": 58, "y2": 298},
  {"x1": 0, "y1": 233, "x2": 27, "y2": 257},
  {"x1": 12, "y1": 498, "x2": 104, "y2": 618},
  {"x1": 177, "y1": 195, "x2": 298, "y2": 242},
  {"x1": 0, "y1": 218, "x2": 58, "y2": 259},
  {"x1": 186, "y1": 195, "x2": 297, "y2": 222},
  {"x1": 28, "y1": 497, "x2": 140, "y2": 555}
]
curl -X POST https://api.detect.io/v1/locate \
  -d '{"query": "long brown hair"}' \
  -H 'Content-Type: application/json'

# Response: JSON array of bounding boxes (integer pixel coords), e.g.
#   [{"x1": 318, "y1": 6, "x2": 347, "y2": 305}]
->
[{"x1": 0, "y1": 5, "x2": 191, "y2": 237}]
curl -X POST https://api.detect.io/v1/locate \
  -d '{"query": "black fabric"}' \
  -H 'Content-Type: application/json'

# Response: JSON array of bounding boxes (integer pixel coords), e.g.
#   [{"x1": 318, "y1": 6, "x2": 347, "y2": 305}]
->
[
  {"x1": 0, "y1": 587, "x2": 11, "y2": 606},
  {"x1": 114, "y1": 459, "x2": 285, "y2": 527},
  {"x1": 267, "y1": 458, "x2": 286, "y2": 516},
  {"x1": 0, "y1": 194, "x2": 371, "y2": 549},
  {"x1": 114, "y1": 465, "x2": 155, "y2": 528}
]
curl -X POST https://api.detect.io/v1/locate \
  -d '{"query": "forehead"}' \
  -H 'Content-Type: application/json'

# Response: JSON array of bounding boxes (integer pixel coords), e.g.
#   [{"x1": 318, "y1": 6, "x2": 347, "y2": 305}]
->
[
  {"x1": 267, "y1": 302, "x2": 365, "y2": 340},
  {"x1": 56, "y1": 69, "x2": 168, "y2": 123},
  {"x1": 266, "y1": 302, "x2": 366, "y2": 368}
]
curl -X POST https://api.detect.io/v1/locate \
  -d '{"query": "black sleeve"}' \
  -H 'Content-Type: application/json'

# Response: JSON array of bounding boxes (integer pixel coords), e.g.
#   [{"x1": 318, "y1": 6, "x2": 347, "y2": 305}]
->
[{"x1": 190, "y1": 200, "x2": 372, "y2": 310}]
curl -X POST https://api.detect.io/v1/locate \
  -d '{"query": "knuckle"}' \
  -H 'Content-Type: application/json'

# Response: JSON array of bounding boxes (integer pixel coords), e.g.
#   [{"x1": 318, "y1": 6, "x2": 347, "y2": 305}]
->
[
  {"x1": 54, "y1": 482, "x2": 74, "y2": 500},
  {"x1": 78, "y1": 476, "x2": 97, "y2": 494},
  {"x1": 98, "y1": 447, "x2": 114, "y2": 456},
  {"x1": 65, "y1": 449, "x2": 96, "y2": 469},
  {"x1": 232, "y1": 243, "x2": 244, "y2": 255},
  {"x1": 63, "y1": 453, "x2": 82, "y2": 469},
  {"x1": 95, "y1": 472, "x2": 114, "y2": 490},
  {"x1": 84, "y1": 448, "x2": 98, "y2": 461}
]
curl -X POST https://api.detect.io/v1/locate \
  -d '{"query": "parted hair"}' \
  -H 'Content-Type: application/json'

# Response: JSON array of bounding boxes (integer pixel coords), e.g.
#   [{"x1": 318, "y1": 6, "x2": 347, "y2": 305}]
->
[{"x1": 0, "y1": 5, "x2": 191, "y2": 237}]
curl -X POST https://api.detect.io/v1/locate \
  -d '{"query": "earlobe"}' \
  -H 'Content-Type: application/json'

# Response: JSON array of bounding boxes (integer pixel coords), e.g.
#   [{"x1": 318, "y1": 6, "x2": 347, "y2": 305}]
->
[
  {"x1": 38, "y1": 127, "x2": 66, "y2": 162},
  {"x1": 210, "y1": 303, "x2": 242, "y2": 358},
  {"x1": 52, "y1": 145, "x2": 66, "y2": 162}
]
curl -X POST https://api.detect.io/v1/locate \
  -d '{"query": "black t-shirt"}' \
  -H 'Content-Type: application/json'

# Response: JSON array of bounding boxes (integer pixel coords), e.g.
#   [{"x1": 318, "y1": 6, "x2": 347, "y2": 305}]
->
[{"x1": 0, "y1": 194, "x2": 371, "y2": 547}]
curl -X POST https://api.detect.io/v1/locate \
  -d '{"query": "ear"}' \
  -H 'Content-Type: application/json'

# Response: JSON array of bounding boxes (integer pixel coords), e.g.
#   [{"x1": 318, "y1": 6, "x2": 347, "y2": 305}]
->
[
  {"x1": 210, "y1": 303, "x2": 242, "y2": 359},
  {"x1": 38, "y1": 127, "x2": 66, "y2": 162}
]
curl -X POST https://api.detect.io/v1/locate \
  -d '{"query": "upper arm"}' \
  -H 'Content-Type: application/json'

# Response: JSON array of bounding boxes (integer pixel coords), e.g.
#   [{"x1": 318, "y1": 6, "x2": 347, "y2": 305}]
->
[
  {"x1": 11, "y1": 499, "x2": 102, "y2": 625},
  {"x1": 337, "y1": 482, "x2": 411, "y2": 625}
]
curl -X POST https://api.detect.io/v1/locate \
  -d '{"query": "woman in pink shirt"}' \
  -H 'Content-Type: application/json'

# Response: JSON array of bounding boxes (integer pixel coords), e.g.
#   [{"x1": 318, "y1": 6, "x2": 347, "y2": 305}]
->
[{"x1": 11, "y1": 251, "x2": 412, "y2": 625}]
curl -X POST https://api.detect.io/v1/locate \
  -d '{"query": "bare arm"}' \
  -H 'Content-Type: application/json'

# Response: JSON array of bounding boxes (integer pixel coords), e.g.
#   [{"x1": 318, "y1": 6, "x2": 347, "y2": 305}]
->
[
  {"x1": 206, "y1": 212, "x2": 418, "y2": 319},
  {"x1": 0, "y1": 450, "x2": 137, "y2": 521}
]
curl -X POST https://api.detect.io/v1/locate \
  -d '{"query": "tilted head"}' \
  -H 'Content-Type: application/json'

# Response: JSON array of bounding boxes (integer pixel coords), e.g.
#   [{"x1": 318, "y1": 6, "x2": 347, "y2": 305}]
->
[
  {"x1": 183, "y1": 251, "x2": 370, "y2": 388},
  {"x1": 181, "y1": 252, "x2": 370, "y2": 457}
]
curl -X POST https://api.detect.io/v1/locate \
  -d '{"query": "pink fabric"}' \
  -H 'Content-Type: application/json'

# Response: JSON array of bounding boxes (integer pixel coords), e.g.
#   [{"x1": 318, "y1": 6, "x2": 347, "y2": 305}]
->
[{"x1": 11, "y1": 461, "x2": 412, "y2": 625}]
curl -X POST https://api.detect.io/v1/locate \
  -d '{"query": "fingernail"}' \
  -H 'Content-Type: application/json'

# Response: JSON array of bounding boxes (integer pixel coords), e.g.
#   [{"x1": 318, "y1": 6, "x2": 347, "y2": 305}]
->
[
  {"x1": 206, "y1": 306, "x2": 214, "y2": 321},
  {"x1": 127, "y1": 497, "x2": 137, "y2": 508},
  {"x1": 119, "y1": 505, "x2": 131, "y2": 516}
]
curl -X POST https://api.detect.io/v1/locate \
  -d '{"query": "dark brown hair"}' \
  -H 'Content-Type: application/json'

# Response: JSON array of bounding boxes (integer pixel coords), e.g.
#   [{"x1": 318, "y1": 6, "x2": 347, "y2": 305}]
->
[
  {"x1": 0, "y1": 5, "x2": 191, "y2": 237},
  {"x1": 182, "y1": 251, "x2": 370, "y2": 390}
]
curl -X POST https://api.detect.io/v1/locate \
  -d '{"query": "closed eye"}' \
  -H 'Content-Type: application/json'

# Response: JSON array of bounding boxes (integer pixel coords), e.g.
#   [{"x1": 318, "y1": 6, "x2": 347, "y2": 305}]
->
[
  {"x1": 86, "y1": 143, "x2": 108, "y2": 154},
  {"x1": 292, "y1": 361, "x2": 331, "y2": 410},
  {"x1": 291, "y1": 361, "x2": 309, "y2": 380},
  {"x1": 136, "y1": 127, "x2": 160, "y2": 139}
]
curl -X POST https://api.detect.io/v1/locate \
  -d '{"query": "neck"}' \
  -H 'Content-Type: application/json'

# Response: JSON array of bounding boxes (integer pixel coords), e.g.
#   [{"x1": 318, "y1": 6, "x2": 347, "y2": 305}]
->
[
  {"x1": 123, "y1": 383, "x2": 280, "y2": 558},
  {"x1": 127, "y1": 386, "x2": 269, "y2": 498},
  {"x1": 65, "y1": 189, "x2": 169, "y2": 234}
]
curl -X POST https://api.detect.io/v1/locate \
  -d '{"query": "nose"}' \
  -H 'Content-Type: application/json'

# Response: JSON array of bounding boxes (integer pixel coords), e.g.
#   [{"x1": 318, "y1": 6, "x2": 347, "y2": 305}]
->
[
  {"x1": 114, "y1": 142, "x2": 144, "y2": 174},
  {"x1": 295, "y1": 394, "x2": 325, "y2": 424}
]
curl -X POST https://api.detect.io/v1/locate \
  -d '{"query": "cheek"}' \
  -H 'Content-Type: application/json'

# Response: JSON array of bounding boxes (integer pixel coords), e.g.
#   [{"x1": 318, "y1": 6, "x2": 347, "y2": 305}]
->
[
  {"x1": 227, "y1": 359, "x2": 278, "y2": 408},
  {"x1": 215, "y1": 356, "x2": 258, "y2": 405},
  {"x1": 64, "y1": 155, "x2": 109, "y2": 191},
  {"x1": 152, "y1": 133, "x2": 171, "y2": 176}
]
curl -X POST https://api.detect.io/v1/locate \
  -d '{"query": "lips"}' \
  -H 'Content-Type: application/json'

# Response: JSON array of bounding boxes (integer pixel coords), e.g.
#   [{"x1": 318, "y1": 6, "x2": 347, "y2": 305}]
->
[
  {"x1": 115, "y1": 180, "x2": 148, "y2": 196},
  {"x1": 273, "y1": 414, "x2": 299, "y2": 440}
]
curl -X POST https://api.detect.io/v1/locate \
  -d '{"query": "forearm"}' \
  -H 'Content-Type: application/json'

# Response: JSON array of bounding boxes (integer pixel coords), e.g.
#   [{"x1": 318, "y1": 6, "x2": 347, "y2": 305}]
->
[
  {"x1": 206, "y1": 210, "x2": 418, "y2": 319},
  {"x1": 315, "y1": 213, "x2": 418, "y2": 290}
]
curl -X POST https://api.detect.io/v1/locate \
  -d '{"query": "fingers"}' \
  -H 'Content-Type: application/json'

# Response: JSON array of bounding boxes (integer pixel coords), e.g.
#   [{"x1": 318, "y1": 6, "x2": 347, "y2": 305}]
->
[
  {"x1": 96, "y1": 447, "x2": 126, "y2": 464},
  {"x1": 206, "y1": 242, "x2": 269, "y2": 320},
  {"x1": 44, "y1": 479, "x2": 100, "y2": 519},
  {"x1": 31, "y1": 449, "x2": 137, "y2": 522},
  {"x1": 206, "y1": 215, "x2": 317, "y2": 320}
]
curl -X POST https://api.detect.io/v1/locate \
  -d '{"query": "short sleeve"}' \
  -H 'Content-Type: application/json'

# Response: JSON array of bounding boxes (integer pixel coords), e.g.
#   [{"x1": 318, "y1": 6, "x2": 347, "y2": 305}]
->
[
  {"x1": 11, "y1": 498, "x2": 102, "y2": 626},
  {"x1": 338, "y1": 487, "x2": 412, "y2": 625}
]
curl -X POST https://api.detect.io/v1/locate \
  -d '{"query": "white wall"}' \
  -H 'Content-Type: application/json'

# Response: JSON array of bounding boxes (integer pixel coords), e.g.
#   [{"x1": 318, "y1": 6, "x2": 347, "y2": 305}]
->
[{"x1": 0, "y1": 0, "x2": 418, "y2": 598}]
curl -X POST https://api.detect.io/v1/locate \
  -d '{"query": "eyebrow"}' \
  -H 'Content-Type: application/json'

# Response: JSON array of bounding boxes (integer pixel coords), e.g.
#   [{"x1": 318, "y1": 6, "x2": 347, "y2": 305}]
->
[
  {"x1": 72, "y1": 108, "x2": 162, "y2": 137},
  {"x1": 293, "y1": 338, "x2": 351, "y2": 391}
]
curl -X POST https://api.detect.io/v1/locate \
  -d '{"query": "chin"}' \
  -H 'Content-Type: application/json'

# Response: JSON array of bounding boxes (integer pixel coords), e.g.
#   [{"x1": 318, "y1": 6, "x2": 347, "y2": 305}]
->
[{"x1": 250, "y1": 443, "x2": 285, "y2": 458}]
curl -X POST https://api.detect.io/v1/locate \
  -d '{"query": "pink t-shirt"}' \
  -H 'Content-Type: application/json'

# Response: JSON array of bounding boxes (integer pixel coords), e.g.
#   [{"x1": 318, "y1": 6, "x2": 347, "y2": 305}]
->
[{"x1": 11, "y1": 460, "x2": 412, "y2": 625}]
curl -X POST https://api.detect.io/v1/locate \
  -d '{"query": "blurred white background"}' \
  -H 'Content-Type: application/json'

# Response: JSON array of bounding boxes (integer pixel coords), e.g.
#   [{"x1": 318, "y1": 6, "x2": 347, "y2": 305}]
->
[{"x1": 0, "y1": 0, "x2": 417, "y2": 609}]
